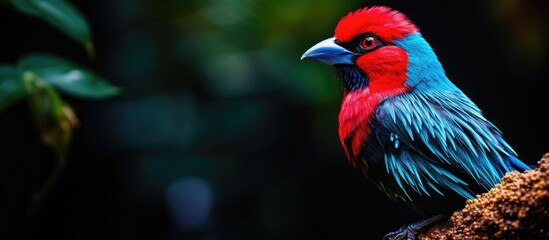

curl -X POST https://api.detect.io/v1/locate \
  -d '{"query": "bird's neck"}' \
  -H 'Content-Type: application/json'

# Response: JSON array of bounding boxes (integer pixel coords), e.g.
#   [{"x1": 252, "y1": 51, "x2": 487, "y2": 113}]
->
[{"x1": 394, "y1": 33, "x2": 451, "y2": 90}]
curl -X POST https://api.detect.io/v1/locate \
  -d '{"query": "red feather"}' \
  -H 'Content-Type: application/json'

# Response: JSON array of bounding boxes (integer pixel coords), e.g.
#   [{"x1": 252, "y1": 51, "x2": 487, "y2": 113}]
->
[
  {"x1": 334, "y1": 6, "x2": 419, "y2": 43},
  {"x1": 338, "y1": 86, "x2": 409, "y2": 168}
]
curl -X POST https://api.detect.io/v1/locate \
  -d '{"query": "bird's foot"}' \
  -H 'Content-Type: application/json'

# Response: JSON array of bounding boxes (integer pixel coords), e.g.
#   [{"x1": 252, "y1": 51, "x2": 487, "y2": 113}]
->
[{"x1": 382, "y1": 214, "x2": 447, "y2": 240}]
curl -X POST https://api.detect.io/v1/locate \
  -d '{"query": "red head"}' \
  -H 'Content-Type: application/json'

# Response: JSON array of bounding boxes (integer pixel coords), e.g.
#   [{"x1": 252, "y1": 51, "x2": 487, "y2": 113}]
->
[{"x1": 301, "y1": 6, "x2": 421, "y2": 92}]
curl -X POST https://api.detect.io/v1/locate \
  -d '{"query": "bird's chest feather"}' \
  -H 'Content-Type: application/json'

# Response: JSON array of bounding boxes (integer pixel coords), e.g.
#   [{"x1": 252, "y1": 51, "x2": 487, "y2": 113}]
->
[{"x1": 338, "y1": 87, "x2": 408, "y2": 167}]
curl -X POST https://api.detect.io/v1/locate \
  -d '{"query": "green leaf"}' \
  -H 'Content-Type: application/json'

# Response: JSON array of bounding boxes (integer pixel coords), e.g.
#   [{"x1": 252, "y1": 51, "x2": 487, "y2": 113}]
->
[
  {"x1": 10, "y1": 0, "x2": 94, "y2": 56},
  {"x1": 0, "y1": 64, "x2": 26, "y2": 111},
  {"x1": 18, "y1": 53, "x2": 121, "y2": 99}
]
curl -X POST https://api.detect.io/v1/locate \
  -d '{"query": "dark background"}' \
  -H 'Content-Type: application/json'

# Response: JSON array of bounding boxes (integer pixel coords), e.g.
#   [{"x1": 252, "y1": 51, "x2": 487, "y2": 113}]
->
[{"x1": 1, "y1": 1, "x2": 547, "y2": 239}]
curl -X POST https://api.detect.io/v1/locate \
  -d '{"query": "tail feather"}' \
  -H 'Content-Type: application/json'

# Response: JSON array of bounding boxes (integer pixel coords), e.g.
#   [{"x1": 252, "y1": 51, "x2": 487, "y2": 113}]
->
[{"x1": 508, "y1": 155, "x2": 530, "y2": 171}]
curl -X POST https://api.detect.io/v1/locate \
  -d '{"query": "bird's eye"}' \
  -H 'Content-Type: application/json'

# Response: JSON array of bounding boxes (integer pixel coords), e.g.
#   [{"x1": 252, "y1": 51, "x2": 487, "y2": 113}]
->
[{"x1": 360, "y1": 36, "x2": 377, "y2": 50}]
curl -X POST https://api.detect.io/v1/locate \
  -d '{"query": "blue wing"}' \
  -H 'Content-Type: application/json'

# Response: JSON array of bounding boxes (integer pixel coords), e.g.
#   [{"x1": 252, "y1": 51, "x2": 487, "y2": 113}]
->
[{"x1": 374, "y1": 90, "x2": 528, "y2": 201}]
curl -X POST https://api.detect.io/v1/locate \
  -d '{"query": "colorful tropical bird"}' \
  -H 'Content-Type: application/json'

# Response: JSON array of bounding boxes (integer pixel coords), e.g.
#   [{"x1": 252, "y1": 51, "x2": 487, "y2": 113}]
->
[{"x1": 301, "y1": 6, "x2": 530, "y2": 239}]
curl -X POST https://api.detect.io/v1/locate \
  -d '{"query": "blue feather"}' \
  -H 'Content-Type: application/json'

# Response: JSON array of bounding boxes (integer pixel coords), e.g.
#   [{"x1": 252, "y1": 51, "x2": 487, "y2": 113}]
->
[{"x1": 375, "y1": 77, "x2": 526, "y2": 205}]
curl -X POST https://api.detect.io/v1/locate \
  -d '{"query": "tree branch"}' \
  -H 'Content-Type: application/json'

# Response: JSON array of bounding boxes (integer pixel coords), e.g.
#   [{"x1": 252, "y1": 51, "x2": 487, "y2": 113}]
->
[{"x1": 419, "y1": 153, "x2": 549, "y2": 239}]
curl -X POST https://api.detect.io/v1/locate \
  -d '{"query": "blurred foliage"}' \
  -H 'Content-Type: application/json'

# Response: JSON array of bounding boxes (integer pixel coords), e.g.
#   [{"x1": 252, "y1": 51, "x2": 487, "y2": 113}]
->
[
  {"x1": 0, "y1": 65, "x2": 25, "y2": 111},
  {"x1": 96, "y1": 0, "x2": 357, "y2": 192},
  {"x1": 0, "y1": 0, "x2": 119, "y2": 208},
  {"x1": 19, "y1": 54, "x2": 120, "y2": 99},
  {"x1": 10, "y1": 0, "x2": 95, "y2": 56},
  {"x1": 80, "y1": 1, "x2": 361, "y2": 238}
]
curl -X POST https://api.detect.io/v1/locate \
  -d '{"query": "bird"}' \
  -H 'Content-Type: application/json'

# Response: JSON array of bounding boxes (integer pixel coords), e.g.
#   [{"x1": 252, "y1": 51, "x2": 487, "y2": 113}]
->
[{"x1": 301, "y1": 6, "x2": 530, "y2": 239}]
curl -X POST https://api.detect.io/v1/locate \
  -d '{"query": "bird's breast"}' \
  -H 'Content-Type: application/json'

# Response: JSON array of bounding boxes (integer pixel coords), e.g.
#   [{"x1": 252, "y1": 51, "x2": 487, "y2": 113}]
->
[{"x1": 338, "y1": 87, "x2": 408, "y2": 167}]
